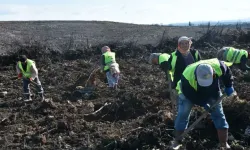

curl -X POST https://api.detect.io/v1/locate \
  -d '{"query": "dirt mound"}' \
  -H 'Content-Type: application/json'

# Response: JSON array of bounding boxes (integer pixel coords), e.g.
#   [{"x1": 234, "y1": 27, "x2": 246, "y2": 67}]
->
[{"x1": 0, "y1": 24, "x2": 250, "y2": 149}]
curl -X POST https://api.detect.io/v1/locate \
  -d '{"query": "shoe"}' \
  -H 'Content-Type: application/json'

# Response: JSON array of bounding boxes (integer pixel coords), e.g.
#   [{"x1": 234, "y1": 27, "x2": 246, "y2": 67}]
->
[{"x1": 170, "y1": 140, "x2": 182, "y2": 150}]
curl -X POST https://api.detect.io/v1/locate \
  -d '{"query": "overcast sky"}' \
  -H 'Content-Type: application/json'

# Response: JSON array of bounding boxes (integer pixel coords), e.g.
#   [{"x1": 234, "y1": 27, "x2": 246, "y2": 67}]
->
[{"x1": 0, "y1": 0, "x2": 249, "y2": 24}]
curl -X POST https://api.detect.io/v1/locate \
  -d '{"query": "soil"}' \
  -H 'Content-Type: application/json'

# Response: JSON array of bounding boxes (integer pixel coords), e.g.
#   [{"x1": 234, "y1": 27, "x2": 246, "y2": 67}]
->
[{"x1": 0, "y1": 21, "x2": 250, "y2": 150}]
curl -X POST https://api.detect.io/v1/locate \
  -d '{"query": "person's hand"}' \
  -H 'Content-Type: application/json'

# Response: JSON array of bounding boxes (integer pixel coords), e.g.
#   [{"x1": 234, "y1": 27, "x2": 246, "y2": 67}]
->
[
  {"x1": 18, "y1": 73, "x2": 22, "y2": 79},
  {"x1": 203, "y1": 103, "x2": 214, "y2": 113},
  {"x1": 28, "y1": 78, "x2": 33, "y2": 81},
  {"x1": 224, "y1": 87, "x2": 234, "y2": 96}
]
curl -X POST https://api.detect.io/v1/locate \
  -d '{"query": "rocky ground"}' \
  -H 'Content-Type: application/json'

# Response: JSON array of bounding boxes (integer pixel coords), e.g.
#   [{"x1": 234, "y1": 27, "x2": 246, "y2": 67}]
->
[{"x1": 0, "y1": 21, "x2": 250, "y2": 150}]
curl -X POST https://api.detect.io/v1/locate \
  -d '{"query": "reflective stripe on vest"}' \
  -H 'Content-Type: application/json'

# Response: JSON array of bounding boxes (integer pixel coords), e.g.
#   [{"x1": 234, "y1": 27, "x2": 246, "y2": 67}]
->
[
  {"x1": 18, "y1": 59, "x2": 34, "y2": 78},
  {"x1": 176, "y1": 58, "x2": 222, "y2": 93},
  {"x1": 159, "y1": 53, "x2": 170, "y2": 64},
  {"x1": 226, "y1": 47, "x2": 248, "y2": 64},
  {"x1": 103, "y1": 52, "x2": 116, "y2": 71},
  {"x1": 170, "y1": 50, "x2": 199, "y2": 81}
]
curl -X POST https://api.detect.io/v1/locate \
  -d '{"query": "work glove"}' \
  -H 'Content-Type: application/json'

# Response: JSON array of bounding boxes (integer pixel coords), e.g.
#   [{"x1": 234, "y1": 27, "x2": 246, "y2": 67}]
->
[
  {"x1": 224, "y1": 87, "x2": 234, "y2": 96},
  {"x1": 203, "y1": 104, "x2": 213, "y2": 113},
  {"x1": 18, "y1": 73, "x2": 22, "y2": 79}
]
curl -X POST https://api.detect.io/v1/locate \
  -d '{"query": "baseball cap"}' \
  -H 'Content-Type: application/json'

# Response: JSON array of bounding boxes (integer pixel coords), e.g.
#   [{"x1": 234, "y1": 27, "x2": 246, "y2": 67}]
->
[
  {"x1": 178, "y1": 36, "x2": 192, "y2": 43},
  {"x1": 196, "y1": 64, "x2": 214, "y2": 87}
]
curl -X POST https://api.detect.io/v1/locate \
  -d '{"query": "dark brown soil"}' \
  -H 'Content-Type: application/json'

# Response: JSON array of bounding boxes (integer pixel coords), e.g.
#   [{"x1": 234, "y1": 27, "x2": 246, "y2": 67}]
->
[{"x1": 0, "y1": 21, "x2": 250, "y2": 150}]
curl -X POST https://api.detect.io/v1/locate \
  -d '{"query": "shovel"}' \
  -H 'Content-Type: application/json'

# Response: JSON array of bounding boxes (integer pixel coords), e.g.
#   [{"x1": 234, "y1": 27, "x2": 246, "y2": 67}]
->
[{"x1": 11, "y1": 76, "x2": 39, "y2": 87}]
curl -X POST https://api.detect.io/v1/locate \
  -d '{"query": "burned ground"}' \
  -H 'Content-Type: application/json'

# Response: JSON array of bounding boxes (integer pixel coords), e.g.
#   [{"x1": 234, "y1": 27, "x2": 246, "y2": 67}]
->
[{"x1": 0, "y1": 21, "x2": 250, "y2": 150}]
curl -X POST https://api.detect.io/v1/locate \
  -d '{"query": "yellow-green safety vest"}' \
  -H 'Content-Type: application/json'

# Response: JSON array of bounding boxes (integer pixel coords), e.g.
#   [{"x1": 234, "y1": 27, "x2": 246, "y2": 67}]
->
[
  {"x1": 176, "y1": 58, "x2": 222, "y2": 94},
  {"x1": 225, "y1": 47, "x2": 248, "y2": 64},
  {"x1": 159, "y1": 53, "x2": 170, "y2": 64},
  {"x1": 169, "y1": 50, "x2": 199, "y2": 81},
  {"x1": 18, "y1": 59, "x2": 35, "y2": 78},
  {"x1": 103, "y1": 52, "x2": 116, "y2": 71}
]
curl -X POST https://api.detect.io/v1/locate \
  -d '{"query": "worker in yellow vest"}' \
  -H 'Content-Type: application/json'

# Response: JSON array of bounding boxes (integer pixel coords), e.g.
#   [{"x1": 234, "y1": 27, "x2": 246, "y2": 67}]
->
[
  {"x1": 16, "y1": 55, "x2": 44, "y2": 101},
  {"x1": 148, "y1": 53, "x2": 170, "y2": 79},
  {"x1": 168, "y1": 36, "x2": 201, "y2": 89},
  {"x1": 101, "y1": 46, "x2": 120, "y2": 90},
  {"x1": 171, "y1": 58, "x2": 234, "y2": 150},
  {"x1": 149, "y1": 36, "x2": 201, "y2": 88},
  {"x1": 217, "y1": 47, "x2": 250, "y2": 71}
]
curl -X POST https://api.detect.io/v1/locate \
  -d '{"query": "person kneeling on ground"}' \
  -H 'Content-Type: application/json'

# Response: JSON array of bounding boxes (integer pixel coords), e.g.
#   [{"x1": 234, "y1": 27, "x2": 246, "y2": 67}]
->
[
  {"x1": 217, "y1": 47, "x2": 250, "y2": 72},
  {"x1": 171, "y1": 58, "x2": 234, "y2": 150},
  {"x1": 16, "y1": 55, "x2": 45, "y2": 101},
  {"x1": 100, "y1": 46, "x2": 120, "y2": 90}
]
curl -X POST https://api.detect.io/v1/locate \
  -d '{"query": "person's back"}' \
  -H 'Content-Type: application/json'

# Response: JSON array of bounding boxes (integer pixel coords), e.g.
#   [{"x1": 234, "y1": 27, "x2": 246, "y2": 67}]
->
[{"x1": 217, "y1": 47, "x2": 250, "y2": 71}]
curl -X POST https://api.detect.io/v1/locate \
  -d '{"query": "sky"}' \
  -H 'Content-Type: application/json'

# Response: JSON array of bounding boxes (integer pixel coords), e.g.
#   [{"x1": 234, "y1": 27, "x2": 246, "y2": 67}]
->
[{"x1": 0, "y1": 0, "x2": 249, "y2": 24}]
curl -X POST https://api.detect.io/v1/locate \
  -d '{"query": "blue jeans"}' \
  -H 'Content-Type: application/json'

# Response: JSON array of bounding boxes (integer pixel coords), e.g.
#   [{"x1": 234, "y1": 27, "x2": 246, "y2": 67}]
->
[
  {"x1": 174, "y1": 94, "x2": 229, "y2": 131},
  {"x1": 23, "y1": 77, "x2": 44, "y2": 95},
  {"x1": 106, "y1": 71, "x2": 120, "y2": 87}
]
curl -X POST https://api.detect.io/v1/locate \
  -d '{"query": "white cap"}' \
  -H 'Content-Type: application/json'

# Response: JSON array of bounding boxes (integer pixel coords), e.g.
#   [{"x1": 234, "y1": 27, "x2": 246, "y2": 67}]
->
[
  {"x1": 178, "y1": 36, "x2": 192, "y2": 43},
  {"x1": 196, "y1": 64, "x2": 214, "y2": 87}
]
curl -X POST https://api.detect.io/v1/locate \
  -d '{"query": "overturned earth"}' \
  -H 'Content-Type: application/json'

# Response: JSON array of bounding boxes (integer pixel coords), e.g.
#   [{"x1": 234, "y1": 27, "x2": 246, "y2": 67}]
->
[{"x1": 0, "y1": 22, "x2": 250, "y2": 150}]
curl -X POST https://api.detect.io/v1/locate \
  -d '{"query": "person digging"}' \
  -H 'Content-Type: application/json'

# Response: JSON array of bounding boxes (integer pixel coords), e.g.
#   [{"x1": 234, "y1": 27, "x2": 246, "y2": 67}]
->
[
  {"x1": 217, "y1": 47, "x2": 250, "y2": 72},
  {"x1": 100, "y1": 46, "x2": 120, "y2": 90},
  {"x1": 148, "y1": 53, "x2": 170, "y2": 80},
  {"x1": 171, "y1": 58, "x2": 234, "y2": 150},
  {"x1": 16, "y1": 55, "x2": 45, "y2": 101}
]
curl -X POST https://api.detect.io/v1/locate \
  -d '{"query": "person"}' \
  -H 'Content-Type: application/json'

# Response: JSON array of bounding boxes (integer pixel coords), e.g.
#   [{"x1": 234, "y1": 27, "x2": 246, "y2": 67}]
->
[
  {"x1": 16, "y1": 55, "x2": 45, "y2": 101},
  {"x1": 148, "y1": 53, "x2": 170, "y2": 80},
  {"x1": 167, "y1": 36, "x2": 201, "y2": 89},
  {"x1": 100, "y1": 46, "x2": 120, "y2": 90},
  {"x1": 217, "y1": 47, "x2": 250, "y2": 71},
  {"x1": 171, "y1": 58, "x2": 234, "y2": 150}
]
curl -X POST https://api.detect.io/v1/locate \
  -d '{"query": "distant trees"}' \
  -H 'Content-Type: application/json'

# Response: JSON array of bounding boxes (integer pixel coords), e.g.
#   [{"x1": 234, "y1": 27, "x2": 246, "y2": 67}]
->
[{"x1": 189, "y1": 21, "x2": 193, "y2": 26}]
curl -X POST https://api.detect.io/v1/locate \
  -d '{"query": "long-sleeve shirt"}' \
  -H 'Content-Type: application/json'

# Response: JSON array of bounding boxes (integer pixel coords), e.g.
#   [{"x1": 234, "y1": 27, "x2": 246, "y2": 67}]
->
[
  {"x1": 16, "y1": 62, "x2": 38, "y2": 79},
  {"x1": 181, "y1": 61, "x2": 233, "y2": 106},
  {"x1": 167, "y1": 49, "x2": 201, "y2": 88},
  {"x1": 239, "y1": 55, "x2": 250, "y2": 71}
]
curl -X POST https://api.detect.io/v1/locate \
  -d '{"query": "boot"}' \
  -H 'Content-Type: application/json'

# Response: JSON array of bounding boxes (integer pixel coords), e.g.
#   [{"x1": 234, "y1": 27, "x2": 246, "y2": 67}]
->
[
  {"x1": 217, "y1": 129, "x2": 231, "y2": 149},
  {"x1": 170, "y1": 130, "x2": 184, "y2": 150},
  {"x1": 23, "y1": 94, "x2": 32, "y2": 102},
  {"x1": 39, "y1": 93, "x2": 45, "y2": 101}
]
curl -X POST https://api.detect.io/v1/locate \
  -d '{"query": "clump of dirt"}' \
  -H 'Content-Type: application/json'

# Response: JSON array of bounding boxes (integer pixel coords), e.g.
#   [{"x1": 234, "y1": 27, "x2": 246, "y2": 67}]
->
[{"x1": 0, "y1": 24, "x2": 250, "y2": 150}]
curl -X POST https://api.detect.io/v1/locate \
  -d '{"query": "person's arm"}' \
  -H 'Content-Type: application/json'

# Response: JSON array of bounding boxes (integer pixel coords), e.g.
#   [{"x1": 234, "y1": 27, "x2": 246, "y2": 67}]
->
[
  {"x1": 16, "y1": 63, "x2": 21, "y2": 74},
  {"x1": 160, "y1": 61, "x2": 169, "y2": 81},
  {"x1": 239, "y1": 55, "x2": 250, "y2": 71},
  {"x1": 101, "y1": 55, "x2": 105, "y2": 71},
  {"x1": 219, "y1": 61, "x2": 233, "y2": 88},
  {"x1": 160, "y1": 61, "x2": 169, "y2": 73},
  {"x1": 30, "y1": 63, "x2": 38, "y2": 80},
  {"x1": 181, "y1": 76, "x2": 199, "y2": 104}
]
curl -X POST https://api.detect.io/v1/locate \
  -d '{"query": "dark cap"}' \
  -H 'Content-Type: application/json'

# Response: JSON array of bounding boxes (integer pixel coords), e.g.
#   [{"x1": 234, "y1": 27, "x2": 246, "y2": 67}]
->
[{"x1": 19, "y1": 55, "x2": 27, "y2": 62}]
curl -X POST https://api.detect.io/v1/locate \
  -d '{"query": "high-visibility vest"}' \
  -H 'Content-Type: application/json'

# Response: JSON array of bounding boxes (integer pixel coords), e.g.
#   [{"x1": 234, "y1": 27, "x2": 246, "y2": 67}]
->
[
  {"x1": 176, "y1": 58, "x2": 222, "y2": 94},
  {"x1": 18, "y1": 59, "x2": 35, "y2": 78},
  {"x1": 225, "y1": 47, "x2": 248, "y2": 64},
  {"x1": 103, "y1": 52, "x2": 116, "y2": 71},
  {"x1": 169, "y1": 50, "x2": 199, "y2": 81},
  {"x1": 159, "y1": 53, "x2": 170, "y2": 64}
]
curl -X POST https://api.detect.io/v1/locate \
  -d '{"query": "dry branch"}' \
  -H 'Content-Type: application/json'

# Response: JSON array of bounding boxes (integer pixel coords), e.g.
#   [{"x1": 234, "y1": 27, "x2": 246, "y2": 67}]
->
[{"x1": 84, "y1": 102, "x2": 111, "y2": 116}]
